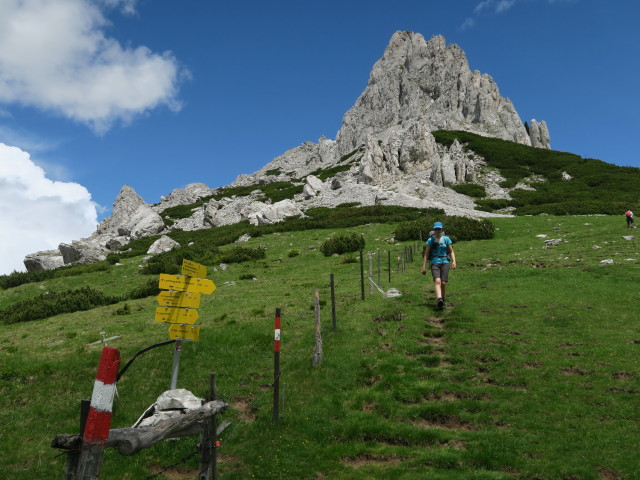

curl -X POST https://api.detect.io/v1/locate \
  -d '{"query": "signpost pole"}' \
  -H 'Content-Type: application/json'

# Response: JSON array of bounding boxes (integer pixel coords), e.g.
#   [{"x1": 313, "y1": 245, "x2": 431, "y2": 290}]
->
[{"x1": 170, "y1": 340, "x2": 182, "y2": 390}]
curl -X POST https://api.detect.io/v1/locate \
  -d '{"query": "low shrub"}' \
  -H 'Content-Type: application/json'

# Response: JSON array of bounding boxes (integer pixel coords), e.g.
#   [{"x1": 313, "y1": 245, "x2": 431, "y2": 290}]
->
[
  {"x1": 127, "y1": 278, "x2": 162, "y2": 299},
  {"x1": 112, "y1": 303, "x2": 132, "y2": 315},
  {"x1": 394, "y1": 216, "x2": 495, "y2": 243},
  {"x1": 451, "y1": 183, "x2": 487, "y2": 198},
  {"x1": 0, "y1": 261, "x2": 111, "y2": 290},
  {"x1": 239, "y1": 274, "x2": 255, "y2": 280},
  {"x1": 1, "y1": 287, "x2": 121, "y2": 325},
  {"x1": 288, "y1": 250, "x2": 300, "y2": 257},
  {"x1": 321, "y1": 233, "x2": 365, "y2": 256},
  {"x1": 218, "y1": 246, "x2": 266, "y2": 264}
]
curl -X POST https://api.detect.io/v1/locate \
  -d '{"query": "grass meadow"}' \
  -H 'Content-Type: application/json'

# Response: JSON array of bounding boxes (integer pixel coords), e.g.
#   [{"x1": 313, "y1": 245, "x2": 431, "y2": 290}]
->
[{"x1": 0, "y1": 215, "x2": 638, "y2": 479}]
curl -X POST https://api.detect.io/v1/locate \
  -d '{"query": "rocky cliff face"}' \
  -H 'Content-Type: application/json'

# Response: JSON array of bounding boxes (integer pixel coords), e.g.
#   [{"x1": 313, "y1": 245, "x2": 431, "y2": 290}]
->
[
  {"x1": 23, "y1": 31, "x2": 551, "y2": 271},
  {"x1": 336, "y1": 32, "x2": 536, "y2": 156}
]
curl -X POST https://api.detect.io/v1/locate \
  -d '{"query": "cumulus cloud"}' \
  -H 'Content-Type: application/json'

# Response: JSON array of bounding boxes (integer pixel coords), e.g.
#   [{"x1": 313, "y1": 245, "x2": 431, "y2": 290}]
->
[
  {"x1": 0, "y1": 0, "x2": 185, "y2": 134},
  {"x1": 0, "y1": 142, "x2": 98, "y2": 275}
]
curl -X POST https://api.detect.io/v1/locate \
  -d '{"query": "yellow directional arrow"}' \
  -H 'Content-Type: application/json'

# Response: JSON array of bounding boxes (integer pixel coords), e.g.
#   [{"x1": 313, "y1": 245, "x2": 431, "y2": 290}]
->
[
  {"x1": 158, "y1": 274, "x2": 216, "y2": 295},
  {"x1": 168, "y1": 324, "x2": 201, "y2": 342},
  {"x1": 181, "y1": 259, "x2": 207, "y2": 278},
  {"x1": 155, "y1": 306, "x2": 199, "y2": 325},
  {"x1": 157, "y1": 291, "x2": 201, "y2": 309}
]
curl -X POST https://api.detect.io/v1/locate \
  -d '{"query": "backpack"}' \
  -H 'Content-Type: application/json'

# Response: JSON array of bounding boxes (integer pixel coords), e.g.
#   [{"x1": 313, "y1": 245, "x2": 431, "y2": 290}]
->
[
  {"x1": 426, "y1": 233, "x2": 450, "y2": 262},
  {"x1": 626, "y1": 211, "x2": 632, "y2": 217}
]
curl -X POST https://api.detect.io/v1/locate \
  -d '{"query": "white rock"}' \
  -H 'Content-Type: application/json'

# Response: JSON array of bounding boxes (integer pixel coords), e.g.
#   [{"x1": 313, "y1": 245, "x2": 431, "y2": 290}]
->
[{"x1": 147, "y1": 235, "x2": 180, "y2": 254}]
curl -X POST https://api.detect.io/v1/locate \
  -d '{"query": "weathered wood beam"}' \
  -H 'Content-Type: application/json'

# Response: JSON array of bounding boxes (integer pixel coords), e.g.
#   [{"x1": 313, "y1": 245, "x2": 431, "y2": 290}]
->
[{"x1": 53, "y1": 401, "x2": 228, "y2": 456}]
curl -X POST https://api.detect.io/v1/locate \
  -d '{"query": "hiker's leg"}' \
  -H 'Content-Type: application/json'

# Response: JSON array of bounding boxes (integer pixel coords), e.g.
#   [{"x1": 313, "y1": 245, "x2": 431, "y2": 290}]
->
[
  {"x1": 434, "y1": 278, "x2": 443, "y2": 299},
  {"x1": 440, "y1": 281, "x2": 446, "y2": 300}
]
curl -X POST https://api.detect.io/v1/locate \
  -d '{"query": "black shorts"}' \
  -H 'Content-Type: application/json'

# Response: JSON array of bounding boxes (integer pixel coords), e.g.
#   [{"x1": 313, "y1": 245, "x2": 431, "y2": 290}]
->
[{"x1": 431, "y1": 262, "x2": 451, "y2": 282}]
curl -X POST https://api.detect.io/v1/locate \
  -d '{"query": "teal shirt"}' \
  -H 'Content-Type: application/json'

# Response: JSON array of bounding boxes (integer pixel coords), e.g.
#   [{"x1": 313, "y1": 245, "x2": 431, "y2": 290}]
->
[{"x1": 427, "y1": 236, "x2": 452, "y2": 264}]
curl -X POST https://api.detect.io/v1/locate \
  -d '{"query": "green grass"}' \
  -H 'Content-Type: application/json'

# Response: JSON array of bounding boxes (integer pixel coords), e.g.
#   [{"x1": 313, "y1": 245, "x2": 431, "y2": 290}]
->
[
  {"x1": 1, "y1": 215, "x2": 639, "y2": 479},
  {"x1": 432, "y1": 130, "x2": 640, "y2": 215}
]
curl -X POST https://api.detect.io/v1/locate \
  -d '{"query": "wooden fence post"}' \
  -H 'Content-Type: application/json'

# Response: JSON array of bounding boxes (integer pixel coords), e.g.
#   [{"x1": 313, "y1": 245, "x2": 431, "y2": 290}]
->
[
  {"x1": 359, "y1": 251, "x2": 365, "y2": 300},
  {"x1": 199, "y1": 373, "x2": 218, "y2": 479},
  {"x1": 330, "y1": 274, "x2": 336, "y2": 331},
  {"x1": 64, "y1": 399, "x2": 90, "y2": 479},
  {"x1": 312, "y1": 290, "x2": 323, "y2": 366},
  {"x1": 76, "y1": 346, "x2": 120, "y2": 479},
  {"x1": 369, "y1": 254, "x2": 373, "y2": 295}
]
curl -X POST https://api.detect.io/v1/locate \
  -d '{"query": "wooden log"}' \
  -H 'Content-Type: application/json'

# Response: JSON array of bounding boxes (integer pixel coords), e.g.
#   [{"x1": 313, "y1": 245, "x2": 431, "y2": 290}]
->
[{"x1": 53, "y1": 401, "x2": 228, "y2": 456}]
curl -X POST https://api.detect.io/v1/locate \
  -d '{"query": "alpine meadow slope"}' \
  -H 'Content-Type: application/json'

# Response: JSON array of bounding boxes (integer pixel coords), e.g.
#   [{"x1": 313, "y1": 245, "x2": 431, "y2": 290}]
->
[{"x1": 0, "y1": 214, "x2": 639, "y2": 479}]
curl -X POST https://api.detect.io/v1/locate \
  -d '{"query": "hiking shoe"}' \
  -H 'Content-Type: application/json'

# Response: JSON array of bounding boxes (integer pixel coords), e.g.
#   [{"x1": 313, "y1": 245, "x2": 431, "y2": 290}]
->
[{"x1": 437, "y1": 298, "x2": 444, "y2": 309}]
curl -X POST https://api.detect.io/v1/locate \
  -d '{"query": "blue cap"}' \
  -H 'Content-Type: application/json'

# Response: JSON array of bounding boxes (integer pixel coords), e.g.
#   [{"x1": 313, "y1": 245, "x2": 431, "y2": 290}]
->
[{"x1": 433, "y1": 222, "x2": 443, "y2": 229}]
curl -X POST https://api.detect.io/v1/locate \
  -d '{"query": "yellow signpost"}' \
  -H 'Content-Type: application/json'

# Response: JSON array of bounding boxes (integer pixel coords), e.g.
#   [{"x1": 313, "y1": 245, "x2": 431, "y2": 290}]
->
[
  {"x1": 158, "y1": 274, "x2": 216, "y2": 295},
  {"x1": 156, "y1": 291, "x2": 201, "y2": 309},
  {"x1": 154, "y1": 306, "x2": 199, "y2": 325},
  {"x1": 168, "y1": 324, "x2": 201, "y2": 342},
  {"x1": 156, "y1": 260, "x2": 214, "y2": 389},
  {"x1": 181, "y1": 259, "x2": 207, "y2": 278}
]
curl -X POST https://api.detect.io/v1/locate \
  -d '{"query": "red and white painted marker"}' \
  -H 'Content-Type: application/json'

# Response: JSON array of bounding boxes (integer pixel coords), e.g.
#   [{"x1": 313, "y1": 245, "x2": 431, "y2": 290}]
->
[
  {"x1": 274, "y1": 312, "x2": 281, "y2": 352},
  {"x1": 83, "y1": 346, "x2": 120, "y2": 446}
]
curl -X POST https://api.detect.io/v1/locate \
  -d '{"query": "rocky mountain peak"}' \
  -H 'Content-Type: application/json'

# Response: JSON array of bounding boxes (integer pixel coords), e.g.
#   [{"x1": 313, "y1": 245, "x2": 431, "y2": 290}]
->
[{"x1": 336, "y1": 31, "x2": 539, "y2": 156}]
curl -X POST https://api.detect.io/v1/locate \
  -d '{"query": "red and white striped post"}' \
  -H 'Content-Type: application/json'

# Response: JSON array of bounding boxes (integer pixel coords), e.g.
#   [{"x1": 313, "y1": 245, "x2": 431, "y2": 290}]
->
[
  {"x1": 76, "y1": 346, "x2": 120, "y2": 479},
  {"x1": 273, "y1": 308, "x2": 281, "y2": 424}
]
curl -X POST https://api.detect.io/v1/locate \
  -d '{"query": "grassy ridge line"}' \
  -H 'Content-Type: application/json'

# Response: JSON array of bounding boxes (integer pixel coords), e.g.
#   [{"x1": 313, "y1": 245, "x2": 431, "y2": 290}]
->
[
  {"x1": 0, "y1": 216, "x2": 639, "y2": 479},
  {"x1": 431, "y1": 130, "x2": 640, "y2": 215}
]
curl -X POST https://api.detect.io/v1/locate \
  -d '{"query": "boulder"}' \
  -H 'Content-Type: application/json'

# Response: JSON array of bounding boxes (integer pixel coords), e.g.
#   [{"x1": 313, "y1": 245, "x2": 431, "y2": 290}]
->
[
  {"x1": 248, "y1": 200, "x2": 304, "y2": 226},
  {"x1": 23, "y1": 251, "x2": 65, "y2": 272},
  {"x1": 147, "y1": 235, "x2": 180, "y2": 254}
]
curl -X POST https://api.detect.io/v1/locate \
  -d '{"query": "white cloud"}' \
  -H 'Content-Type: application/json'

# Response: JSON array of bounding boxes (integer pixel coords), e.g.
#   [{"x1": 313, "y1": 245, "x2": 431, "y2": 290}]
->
[
  {"x1": 0, "y1": 142, "x2": 98, "y2": 275},
  {"x1": 464, "y1": 0, "x2": 572, "y2": 29},
  {"x1": 0, "y1": 0, "x2": 185, "y2": 134}
]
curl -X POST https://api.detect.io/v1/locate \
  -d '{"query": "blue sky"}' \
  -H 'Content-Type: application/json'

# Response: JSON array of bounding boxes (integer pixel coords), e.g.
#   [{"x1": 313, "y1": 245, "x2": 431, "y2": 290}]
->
[{"x1": 1, "y1": 0, "x2": 638, "y2": 274}]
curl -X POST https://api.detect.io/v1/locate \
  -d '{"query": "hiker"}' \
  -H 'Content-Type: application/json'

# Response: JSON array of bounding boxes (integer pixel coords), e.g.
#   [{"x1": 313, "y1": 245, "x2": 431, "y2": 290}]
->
[
  {"x1": 421, "y1": 221, "x2": 456, "y2": 309},
  {"x1": 625, "y1": 209, "x2": 634, "y2": 228}
]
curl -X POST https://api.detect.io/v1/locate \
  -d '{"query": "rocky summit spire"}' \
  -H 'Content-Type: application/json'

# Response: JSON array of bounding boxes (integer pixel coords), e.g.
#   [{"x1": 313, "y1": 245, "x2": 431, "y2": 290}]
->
[{"x1": 336, "y1": 31, "x2": 542, "y2": 155}]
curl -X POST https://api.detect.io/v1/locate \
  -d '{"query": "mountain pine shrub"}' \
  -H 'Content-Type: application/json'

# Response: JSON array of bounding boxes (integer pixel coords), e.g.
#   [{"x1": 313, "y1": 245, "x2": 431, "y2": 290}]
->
[
  {"x1": 394, "y1": 215, "x2": 494, "y2": 243},
  {"x1": 321, "y1": 232, "x2": 365, "y2": 256}
]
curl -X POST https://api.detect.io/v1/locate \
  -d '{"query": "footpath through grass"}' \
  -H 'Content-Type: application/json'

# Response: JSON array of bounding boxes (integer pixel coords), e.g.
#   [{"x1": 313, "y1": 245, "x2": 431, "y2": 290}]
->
[{"x1": 0, "y1": 215, "x2": 638, "y2": 479}]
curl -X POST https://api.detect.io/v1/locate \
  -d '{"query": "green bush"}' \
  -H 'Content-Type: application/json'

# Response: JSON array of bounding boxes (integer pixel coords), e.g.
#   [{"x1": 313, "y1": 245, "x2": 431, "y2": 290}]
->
[
  {"x1": 474, "y1": 198, "x2": 512, "y2": 212},
  {"x1": 431, "y1": 130, "x2": 640, "y2": 216},
  {"x1": 218, "y1": 246, "x2": 266, "y2": 264},
  {"x1": 288, "y1": 250, "x2": 300, "y2": 257},
  {"x1": 127, "y1": 278, "x2": 161, "y2": 299},
  {"x1": 394, "y1": 216, "x2": 495, "y2": 243},
  {"x1": 1, "y1": 287, "x2": 121, "y2": 324},
  {"x1": 321, "y1": 233, "x2": 365, "y2": 256},
  {"x1": 451, "y1": 183, "x2": 487, "y2": 198},
  {"x1": 0, "y1": 261, "x2": 110, "y2": 290}
]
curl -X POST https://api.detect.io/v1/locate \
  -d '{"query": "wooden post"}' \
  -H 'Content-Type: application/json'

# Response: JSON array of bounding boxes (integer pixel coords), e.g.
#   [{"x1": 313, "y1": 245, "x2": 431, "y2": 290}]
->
[
  {"x1": 330, "y1": 274, "x2": 336, "y2": 331},
  {"x1": 369, "y1": 254, "x2": 373, "y2": 295},
  {"x1": 388, "y1": 250, "x2": 391, "y2": 283},
  {"x1": 312, "y1": 290, "x2": 323, "y2": 366},
  {"x1": 359, "y1": 251, "x2": 365, "y2": 300},
  {"x1": 64, "y1": 399, "x2": 90, "y2": 479},
  {"x1": 273, "y1": 308, "x2": 281, "y2": 424},
  {"x1": 199, "y1": 373, "x2": 218, "y2": 480},
  {"x1": 377, "y1": 248, "x2": 381, "y2": 285},
  {"x1": 76, "y1": 346, "x2": 120, "y2": 479}
]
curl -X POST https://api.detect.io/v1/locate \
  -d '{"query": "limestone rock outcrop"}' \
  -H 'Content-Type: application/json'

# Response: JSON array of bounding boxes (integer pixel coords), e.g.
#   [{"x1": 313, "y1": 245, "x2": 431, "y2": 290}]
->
[
  {"x1": 97, "y1": 185, "x2": 165, "y2": 240},
  {"x1": 528, "y1": 119, "x2": 551, "y2": 149},
  {"x1": 336, "y1": 32, "x2": 536, "y2": 158},
  {"x1": 23, "y1": 31, "x2": 551, "y2": 271},
  {"x1": 147, "y1": 235, "x2": 180, "y2": 254}
]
